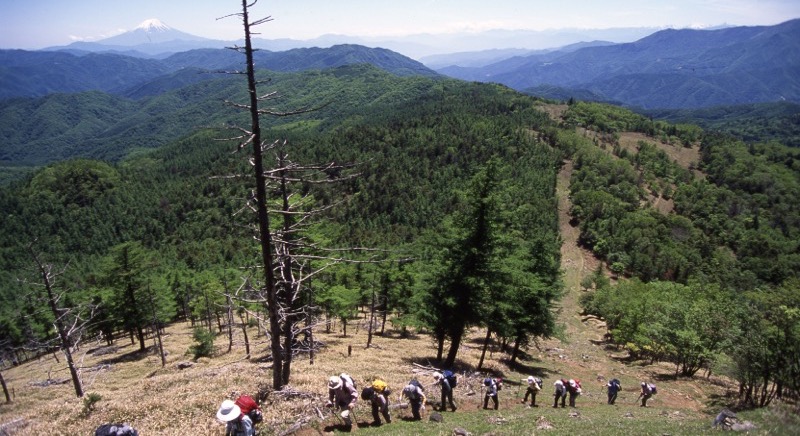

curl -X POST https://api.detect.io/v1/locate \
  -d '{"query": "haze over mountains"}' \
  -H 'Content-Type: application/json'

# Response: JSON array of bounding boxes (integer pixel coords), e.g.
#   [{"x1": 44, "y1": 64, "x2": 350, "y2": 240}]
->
[
  {"x1": 1, "y1": 17, "x2": 797, "y2": 118},
  {"x1": 440, "y1": 19, "x2": 800, "y2": 109},
  {"x1": 42, "y1": 18, "x2": 662, "y2": 60}
]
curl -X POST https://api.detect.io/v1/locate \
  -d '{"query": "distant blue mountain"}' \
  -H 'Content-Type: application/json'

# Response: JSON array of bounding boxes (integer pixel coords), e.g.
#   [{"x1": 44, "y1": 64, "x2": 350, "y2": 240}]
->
[
  {"x1": 0, "y1": 45, "x2": 438, "y2": 100},
  {"x1": 420, "y1": 41, "x2": 617, "y2": 69},
  {"x1": 0, "y1": 50, "x2": 170, "y2": 98},
  {"x1": 437, "y1": 19, "x2": 800, "y2": 109}
]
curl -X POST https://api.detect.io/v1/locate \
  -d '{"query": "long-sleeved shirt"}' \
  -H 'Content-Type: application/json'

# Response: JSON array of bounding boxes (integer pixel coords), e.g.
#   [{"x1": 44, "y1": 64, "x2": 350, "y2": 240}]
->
[
  {"x1": 402, "y1": 384, "x2": 426, "y2": 402},
  {"x1": 370, "y1": 391, "x2": 389, "y2": 408},
  {"x1": 224, "y1": 415, "x2": 254, "y2": 436},
  {"x1": 329, "y1": 384, "x2": 358, "y2": 408}
]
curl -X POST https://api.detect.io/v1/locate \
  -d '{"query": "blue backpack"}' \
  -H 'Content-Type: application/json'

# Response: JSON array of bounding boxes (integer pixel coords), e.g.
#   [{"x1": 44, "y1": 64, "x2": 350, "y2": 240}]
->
[{"x1": 442, "y1": 370, "x2": 457, "y2": 388}]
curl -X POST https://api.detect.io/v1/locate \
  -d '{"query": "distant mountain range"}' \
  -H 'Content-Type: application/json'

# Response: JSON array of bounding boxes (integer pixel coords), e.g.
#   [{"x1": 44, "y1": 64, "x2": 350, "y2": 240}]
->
[
  {"x1": 42, "y1": 19, "x2": 662, "y2": 59},
  {"x1": 1, "y1": 18, "x2": 798, "y2": 110},
  {"x1": 0, "y1": 63, "x2": 440, "y2": 167},
  {"x1": 0, "y1": 45, "x2": 437, "y2": 100},
  {"x1": 437, "y1": 19, "x2": 800, "y2": 109}
]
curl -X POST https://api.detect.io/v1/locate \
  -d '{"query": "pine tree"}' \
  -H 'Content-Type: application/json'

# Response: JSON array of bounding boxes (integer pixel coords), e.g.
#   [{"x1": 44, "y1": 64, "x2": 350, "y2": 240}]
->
[{"x1": 423, "y1": 160, "x2": 503, "y2": 367}]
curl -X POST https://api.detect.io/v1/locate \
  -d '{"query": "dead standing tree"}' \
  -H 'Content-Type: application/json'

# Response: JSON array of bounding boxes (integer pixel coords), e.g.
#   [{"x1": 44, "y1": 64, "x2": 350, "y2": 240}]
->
[
  {"x1": 220, "y1": 0, "x2": 360, "y2": 389},
  {"x1": 26, "y1": 245, "x2": 94, "y2": 397},
  {"x1": 269, "y1": 147, "x2": 360, "y2": 384},
  {"x1": 217, "y1": 0, "x2": 283, "y2": 390}
]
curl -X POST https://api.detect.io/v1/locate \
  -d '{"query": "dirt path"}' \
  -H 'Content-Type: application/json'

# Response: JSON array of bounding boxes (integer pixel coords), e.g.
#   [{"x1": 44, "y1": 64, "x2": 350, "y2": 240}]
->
[
  {"x1": 551, "y1": 160, "x2": 615, "y2": 378},
  {"x1": 556, "y1": 160, "x2": 602, "y2": 339},
  {"x1": 548, "y1": 158, "x2": 711, "y2": 412}
]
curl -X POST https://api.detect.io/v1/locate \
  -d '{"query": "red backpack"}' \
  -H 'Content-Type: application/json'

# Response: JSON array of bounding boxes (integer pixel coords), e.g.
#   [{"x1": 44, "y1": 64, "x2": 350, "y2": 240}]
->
[{"x1": 235, "y1": 394, "x2": 263, "y2": 424}]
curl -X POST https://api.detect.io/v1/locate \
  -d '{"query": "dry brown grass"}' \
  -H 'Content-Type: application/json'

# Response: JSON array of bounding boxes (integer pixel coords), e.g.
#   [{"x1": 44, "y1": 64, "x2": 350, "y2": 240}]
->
[
  {"x1": 0, "y1": 285, "x2": 734, "y2": 435},
  {"x1": 617, "y1": 132, "x2": 703, "y2": 179},
  {"x1": 536, "y1": 103, "x2": 569, "y2": 122},
  {"x1": 0, "y1": 316, "x2": 531, "y2": 435}
]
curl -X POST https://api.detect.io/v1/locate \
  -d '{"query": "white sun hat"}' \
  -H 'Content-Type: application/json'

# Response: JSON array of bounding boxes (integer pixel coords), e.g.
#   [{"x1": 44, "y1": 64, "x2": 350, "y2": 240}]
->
[
  {"x1": 328, "y1": 375, "x2": 343, "y2": 390},
  {"x1": 216, "y1": 399, "x2": 241, "y2": 422}
]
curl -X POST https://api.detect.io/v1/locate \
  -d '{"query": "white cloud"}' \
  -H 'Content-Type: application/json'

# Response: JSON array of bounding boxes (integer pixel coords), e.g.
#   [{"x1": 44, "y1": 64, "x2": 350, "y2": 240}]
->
[{"x1": 67, "y1": 28, "x2": 127, "y2": 43}]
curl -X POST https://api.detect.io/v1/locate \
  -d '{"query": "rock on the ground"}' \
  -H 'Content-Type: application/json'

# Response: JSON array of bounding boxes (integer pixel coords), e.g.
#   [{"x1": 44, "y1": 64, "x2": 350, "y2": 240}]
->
[
  {"x1": 731, "y1": 421, "x2": 756, "y2": 431},
  {"x1": 536, "y1": 416, "x2": 553, "y2": 429}
]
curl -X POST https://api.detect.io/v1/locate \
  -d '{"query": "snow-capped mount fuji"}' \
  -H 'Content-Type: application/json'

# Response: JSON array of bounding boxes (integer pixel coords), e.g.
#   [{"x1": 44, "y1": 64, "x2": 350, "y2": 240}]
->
[
  {"x1": 99, "y1": 19, "x2": 210, "y2": 46},
  {"x1": 136, "y1": 18, "x2": 171, "y2": 33},
  {"x1": 47, "y1": 19, "x2": 224, "y2": 57}
]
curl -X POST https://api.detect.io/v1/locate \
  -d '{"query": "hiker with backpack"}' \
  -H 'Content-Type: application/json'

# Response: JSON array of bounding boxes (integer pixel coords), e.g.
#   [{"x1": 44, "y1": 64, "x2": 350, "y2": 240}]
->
[
  {"x1": 433, "y1": 370, "x2": 458, "y2": 412},
  {"x1": 639, "y1": 381, "x2": 656, "y2": 407},
  {"x1": 234, "y1": 393, "x2": 263, "y2": 427},
  {"x1": 521, "y1": 376, "x2": 542, "y2": 407},
  {"x1": 566, "y1": 379, "x2": 582, "y2": 407},
  {"x1": 326, "y1": 374, "x2": 358, "y2": 429},
  {"x1": 361, "y1": 378, "x2": 392, "y2": 426},
  {"x1": 216, "y1": 399, "x2": 255, "y2": 436},
  {"x1": 607, "y1": 379, "x2": 622, "y2": 405},
  {"x1": 553, "y1": 379, "x2": 567, "y2": 408},
  {"x1": 482, "y1": 377, "x2": 501, "y2": 410},
  {"x1": 401, "y1": 379, "x2": 427, "y2": 420}
]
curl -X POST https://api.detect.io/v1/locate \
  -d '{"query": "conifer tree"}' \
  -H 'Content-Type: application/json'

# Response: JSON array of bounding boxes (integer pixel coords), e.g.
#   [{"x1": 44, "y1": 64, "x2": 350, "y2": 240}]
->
[
  {"x1": 423, "y1": 160, "x2": 503, "y2": 367},
  {"x1": 103, "y1": 242, "x2": 152, "y2": 352}
]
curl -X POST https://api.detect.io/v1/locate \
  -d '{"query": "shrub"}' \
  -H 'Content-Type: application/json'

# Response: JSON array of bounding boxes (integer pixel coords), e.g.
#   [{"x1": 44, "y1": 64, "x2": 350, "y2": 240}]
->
[
  {"x1": 81, "y1": 392, "x2": 102, "y2": 416},
  {"x1": 189, "y1": 327, "x2": 215, "y2": 360}
]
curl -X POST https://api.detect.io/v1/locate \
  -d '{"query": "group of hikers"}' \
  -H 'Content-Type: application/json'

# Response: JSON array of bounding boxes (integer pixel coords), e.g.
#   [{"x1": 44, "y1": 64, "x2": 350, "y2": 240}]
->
[
  {"x1": 94, "y1": 373, "x2": 658, "y2": 435},
  {"x1": 210, "y1": 372, "x2": 659, "y2": 434},
  {"x1": 252, "y1": 372, "x2": 655, "y2": 433}
]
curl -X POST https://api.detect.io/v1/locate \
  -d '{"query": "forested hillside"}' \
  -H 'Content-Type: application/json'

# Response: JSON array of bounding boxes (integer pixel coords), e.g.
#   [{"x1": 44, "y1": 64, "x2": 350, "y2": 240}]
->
[
  {"x1": 0, "y1": 52, "x2": 798, "y2": 433},
  {"x1": 554, "y1": 101, "x2": 800, "y2": 406},
  {"x1": 0, "y1": 63, "x2": 440, "y2": 173},
  {"x1": 0, "y1": 69, "x2": 563, "y2": 369},
  {"x1": 647, "y1": 101, "x2": 800, "y2": 148}
]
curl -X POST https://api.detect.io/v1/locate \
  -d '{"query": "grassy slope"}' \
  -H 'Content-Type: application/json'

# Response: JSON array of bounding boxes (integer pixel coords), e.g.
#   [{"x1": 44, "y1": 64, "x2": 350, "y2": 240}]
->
[{"x1": 1, "y1": 109, "x2": 796, "y2": 436}]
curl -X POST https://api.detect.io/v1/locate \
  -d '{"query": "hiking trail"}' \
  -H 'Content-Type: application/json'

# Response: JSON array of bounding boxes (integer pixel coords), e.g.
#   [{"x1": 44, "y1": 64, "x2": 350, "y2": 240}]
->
[{"x1": 544, "y1": 150, "x2": 710, "y2": 413}]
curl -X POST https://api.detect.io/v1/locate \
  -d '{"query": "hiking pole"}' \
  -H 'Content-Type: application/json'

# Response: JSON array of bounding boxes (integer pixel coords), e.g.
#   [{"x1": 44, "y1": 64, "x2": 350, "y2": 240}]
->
[
  {"x1": 323, "y1": 402, "x2": 343, "y2": 426},
  {"x1": 327, "y1": 407, "x2": 343, "y2": 426}
]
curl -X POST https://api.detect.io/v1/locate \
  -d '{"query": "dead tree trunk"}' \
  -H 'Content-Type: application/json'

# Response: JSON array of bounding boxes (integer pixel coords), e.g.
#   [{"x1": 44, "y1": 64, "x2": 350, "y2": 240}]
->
[
  {"x1": 367, "y1": 287, "x2": 376, "y2": 348},
  {"x1": 0, "y1": 371, "x2": 10, "y2": 403},
  {"x1": 224, "y1": 0, "x2": 361, "y2": 389},
  {"x1": 147, "y1": 285, "x2": 166, "y2": 367},
  {"x1": 239, "y1": 311, "x2": 251, "y2": 359},
  {"x1": 234, "y1": 0, "x2": 283, "y2": 389},
  {"x1": 225, "y1": 284, "x2": 234, "y2": 354},
  {"x1": 29, "y1": 249, "x2": 84, "y2": 398},
  {"x1": 478, "y1": 328, "x2": 492, "y2": 370}
]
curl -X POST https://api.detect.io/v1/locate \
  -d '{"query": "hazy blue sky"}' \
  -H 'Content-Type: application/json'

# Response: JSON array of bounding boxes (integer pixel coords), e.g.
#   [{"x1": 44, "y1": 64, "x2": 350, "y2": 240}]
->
[{"x1": 2, "y1": 0, "x2": 798, "y2": 49}]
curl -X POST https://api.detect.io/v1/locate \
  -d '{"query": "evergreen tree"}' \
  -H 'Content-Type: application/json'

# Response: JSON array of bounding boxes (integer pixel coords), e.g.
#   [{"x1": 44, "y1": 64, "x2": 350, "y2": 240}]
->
[
  {"x1": 423, "y1": 160, "x2": 504, "y2": 367},
  {"x1": 102, "y1": 242, "x2": 153, "y2": 351}
]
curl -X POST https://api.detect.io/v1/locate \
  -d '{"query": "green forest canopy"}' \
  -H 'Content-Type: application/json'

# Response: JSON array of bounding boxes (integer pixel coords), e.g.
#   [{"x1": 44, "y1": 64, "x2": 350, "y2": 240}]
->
[{"x1": 0, "y1": 67, "x2": 798, "y2": 405}]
